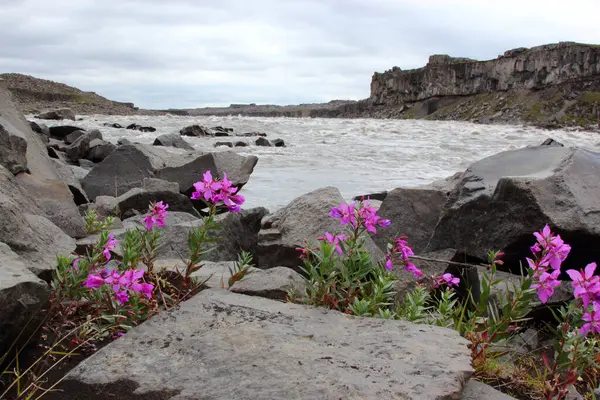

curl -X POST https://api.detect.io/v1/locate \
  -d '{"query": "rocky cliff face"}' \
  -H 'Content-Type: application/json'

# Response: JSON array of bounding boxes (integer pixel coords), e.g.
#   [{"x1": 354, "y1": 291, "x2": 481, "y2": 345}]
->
[{"x1": 370, "y1": 42, "x2": 600, "y2": 106}]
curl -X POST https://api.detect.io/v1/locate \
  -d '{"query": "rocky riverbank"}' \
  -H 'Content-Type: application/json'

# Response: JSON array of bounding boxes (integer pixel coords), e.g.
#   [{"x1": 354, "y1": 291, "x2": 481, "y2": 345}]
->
[{"x1": 2, "y1": 63, "x2": 600, "y2": 398}]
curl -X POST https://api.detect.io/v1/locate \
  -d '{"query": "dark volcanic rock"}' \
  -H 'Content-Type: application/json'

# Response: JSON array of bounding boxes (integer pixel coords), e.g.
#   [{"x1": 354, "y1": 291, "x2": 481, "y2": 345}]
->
[
  {"x1": 214, "y1": 141, "x2": 233, "y2": 148},
  {"x1": 103, "y1": 123, "x2": 123, "y2": 129},
  {"x1": 50, "y1": 289, "x2": 472, "y2": 400},
  {"x1": 153, "y1": 133, "x2": 194, "y2": 151},
  {"x1": 64, "y1": 130, "x2": 85, "y2": 144},
  {"x1": 81, "y1": 143, "x2": 258, "y2": 200},
  {"x1": 240, "y1": 131, "x2": 267, "y2": 137},
  {"x1": 87, "y1": 139, "x2": 116, "y2": 162},
  {"x1": 0, "y1": 116, "x2": 29, "y2": 174},
  {"x1": 50, "y1": 159, "x2": 89, "y2": 205},
  {"x1": 29, "y1": 120, "x2": 50, "y2": 141},
  {"x1": 234, "y1": 141, "x2": 248, "y2": 147},
  {"x1": 180, "y1": 124, "x2": 211, "y2": 137},
  {"x1": 427, "y1": 145, "x2": 600, "y2": 272},
  {"x1": 126, "y1": 123, "x2": 156, "y2": 132},
  {"x1": 271, "y1": 138, "x2": 286, "y2": 147},
  {"x1": 48, "y1": 125, "x2": 82, "y2": 139},
  {"x1": 35, "y1": 108, "x2": 76, "y2": 121},
  {"x1": 0, "y1": 242, "x2": 50, "y2": 361},
  {"x1": 255, "y1": 137, "x2": 271, "y2": 147},
  {"x1": 65, "y1": 133, "x2": 91, "y2": 162},
  {"x1": 373, "y1": 187, "x2": 450, "y2": 253},
  {"x1": 540, "y1": 137, "x2": 564, "y2": 147},
  {"x1": 257, "y1": 187, "x2": 383, "y2": 272},
  {"x1": 113, "y1": 180, "x2": 194, "y2": 219}
]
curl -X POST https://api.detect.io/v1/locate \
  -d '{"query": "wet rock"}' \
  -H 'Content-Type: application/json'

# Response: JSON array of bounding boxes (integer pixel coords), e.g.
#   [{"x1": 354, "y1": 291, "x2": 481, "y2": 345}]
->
[
  {"x1": 540, "y1": 138, "x2": 564, "y2": 147},
  {"x1": 117, "y1": 137, "x2": 133, "y2": 146},
  {"x1": 153, "y1": 133, "x2": 194, "y2": 151},
  {"x1": 126, "y1": 123, "x2": 156, "y2": 132},
  {"x1": 65, "y1": 133, "x2": 91, "y2": 162},
  {"x1": 180, "y1": 125, "x2": 211, "y2": 137},
  {"x1": 0, "y1": 116, "x2": 29, "y2": 174},
  {"x1": 234, "y1": 141, "x2": 248, "y2": 147},
  {"x1": 255, "y1": 137, "x2": 271, "y2": 147},
  {"x1": 214, "y1": 141, "x2": 233, "y2": 148},
  {"x1": 48, "y1": 125, "x2": 82, "y2": 139},
  {"x1": 51, "y1": 289, "x2": 473, "y2": 400},
  {"x1": 211, "y1": 126, "x2": 233, "y2": 133},
  {"x1": 271, "y1": 138, "x2": 286, "y2": 147},
  {"x1": 29, "y1": 120, "x2": 50, "y2": 142},
  {"x1": 103, "y1": 123, "x2": 122, "y2": 129},
  {"x1": 230, "y1": 266, "x2": 306, "y2": 301},
  {"x1": 240, "y1": 131, "x2": 267, "y2": 137},
  {"x1": 257, "y1": 187, "x2": 383, "y2": 272},
  {"x1": 87, "y1": 139, "x2": 116, "y2": 162},
  {"x1": 373, "y1": 187, "x2": 449, "y2": 253},
  {"x1": 353, "y1": 191, "x2": 388, "y2": 202},
  {"x1": 64, "y1": 130, "x2": 85, "y2": 144},
  {"x1": 0, "y1": 242, "x2": 50, "y2": 361},
  {"x1": 81, "y1": 143, "x2": 258, "y2": 200},
  {"x1": 35, "y1": 108, "x2": 76, "y2": 121},
  {"x1": 427, "y1": 146, "x2": 600, "y2": 272}
]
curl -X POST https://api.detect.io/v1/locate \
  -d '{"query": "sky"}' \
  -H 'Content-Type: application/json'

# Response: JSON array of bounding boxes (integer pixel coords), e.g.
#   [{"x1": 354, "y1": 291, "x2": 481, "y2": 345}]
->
[{"x1": 2, "y1": 0, "x2": 600, "y2": 109}]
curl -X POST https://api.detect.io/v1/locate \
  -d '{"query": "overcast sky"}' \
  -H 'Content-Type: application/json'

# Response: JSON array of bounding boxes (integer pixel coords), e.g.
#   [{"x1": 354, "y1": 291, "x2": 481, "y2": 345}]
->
[{"x1": 2, "y1": 0, "x2": 600, "y2": 109}]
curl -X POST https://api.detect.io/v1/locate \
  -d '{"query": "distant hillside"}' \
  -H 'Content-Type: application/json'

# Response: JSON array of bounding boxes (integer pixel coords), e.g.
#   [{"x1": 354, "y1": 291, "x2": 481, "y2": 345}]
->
[{"x1": 0, "y1": 73, "x2": 155, "y2": 115}]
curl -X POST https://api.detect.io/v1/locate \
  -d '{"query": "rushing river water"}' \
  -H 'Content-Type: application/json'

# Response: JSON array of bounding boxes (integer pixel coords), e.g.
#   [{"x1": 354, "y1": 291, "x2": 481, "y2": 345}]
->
[{"x1": 35, "y1": 114, "x2": 600, "y2": 211}]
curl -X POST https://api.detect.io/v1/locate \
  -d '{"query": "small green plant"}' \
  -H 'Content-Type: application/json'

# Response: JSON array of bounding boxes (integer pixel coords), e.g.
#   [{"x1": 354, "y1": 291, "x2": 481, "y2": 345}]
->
[
  {"x1": 225, "y1": 251, "x2": 254, "y2": 288},
  {"x1": 83, "y1": 209, "x2": 114, "y2": 234}
]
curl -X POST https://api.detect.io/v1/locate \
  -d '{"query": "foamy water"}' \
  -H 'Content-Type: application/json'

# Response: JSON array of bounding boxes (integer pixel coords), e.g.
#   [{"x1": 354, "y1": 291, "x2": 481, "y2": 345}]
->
[{"x1": 36, "y1": 114, "x2": 600, "y2": 211}]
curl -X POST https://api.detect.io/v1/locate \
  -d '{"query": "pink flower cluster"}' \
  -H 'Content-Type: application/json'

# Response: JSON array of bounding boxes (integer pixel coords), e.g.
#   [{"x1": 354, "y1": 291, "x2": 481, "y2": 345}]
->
[
  {"x1": 528, "y1": 224, "x2": 600, "y2": 336},
  {"x1": 329, "y1": 199, "x2": 391, "y2": 234},
  {"x1": 317, "y1": 232, "x2": 346, "y2": 255},
  {"x1": 191, "y1": 171, "x2": 245, "y2": 212},
  {"x1": 85, "y1": 268, "x2": 154, "y2": 306},
  {"x1": 143, "y1": 201, "x2": 168, "y2": 230}
]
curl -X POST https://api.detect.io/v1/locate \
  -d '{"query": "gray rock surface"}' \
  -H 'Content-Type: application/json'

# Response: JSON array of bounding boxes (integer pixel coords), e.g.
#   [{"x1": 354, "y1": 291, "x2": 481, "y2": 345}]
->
[
  {"x1": 0, "y1": 116, "x2": 29, "y2": 174},
  {"x1": 0, "y1": 84, "x2": 86, "y2": 237},
  {"x1": 81, "y1": 143, "x2": 257, "y2": 200},
  {"x1": 35, "y1": 108, "x2": 76, "y2": 121},
  {"x1": 153, "y1": 133, "x2": 195, "y2": 151},
  {"x1": 50, "y1": 158, "x2": 89, "y2": 205},
  {"x1": 257, "y1": 187, "x2": 384, "y2": 271},
  {"x1": 29, "y1": 120, "x2": 50, "y2": 138},
  {"x1": 0, "y1": 242, "x2": 50, "y2": 358},
  {"x1": 87, "y1": 139, "x2": 116, "y2": 162},
  {"x1": 427, "y1": 146, "x2": 600, "y2": 270},
  {"x1": 461, "y1": 380, "x2": 516, "y2": 400},
  {"x1": 114, "y1": 186, "x2": 195, "y2": 219},
  {"x1": 373, "y1": 187, "x2": 449, "y2": 253},
  {"x1": 180, "y1": 124, "x2": 211, "y2": 137},
  {"x1": 52, "y1": 289, "x2": 473, "y2": 400},
  {"x1": 64, "y1": 129, "x2": 85, "y2": 144},
  {"x1": 230, "y1": 266, "x2": 306, "y2": 300}
]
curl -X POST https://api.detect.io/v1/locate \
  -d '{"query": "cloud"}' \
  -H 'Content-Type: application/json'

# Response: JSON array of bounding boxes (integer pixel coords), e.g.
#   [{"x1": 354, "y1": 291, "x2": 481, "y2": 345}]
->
[{"x1": 2, "y1": 0, "x2": 600, "y2": 108}]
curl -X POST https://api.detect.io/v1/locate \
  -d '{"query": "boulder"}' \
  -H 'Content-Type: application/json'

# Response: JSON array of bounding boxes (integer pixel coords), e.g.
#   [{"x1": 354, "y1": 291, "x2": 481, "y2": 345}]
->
[
  {"x1": 0, "y1": 242, "x2": 50, "y2": 360},
  {"x1": 153, "y1": 133, "x2": 194, "y2": 151},
  {"x1": 234, "y1": 141, "x2": 248, "y2": 147},
  {"x1": 50, "y1": 159, "x2": 89, "y2": 205},
  {"x1": 373, "y1": 187, "x2": 449, "y2": 253},
  {"x1": 48, "y1": 125, "x2": 82, "y2": 139},
  {"x1": 29, "y1": 120, "x2": 50, "y2": 137},
  {"x1": 230, "y1": 266, "x2": 306, "y2": 301},
  {"x1": 271, "y1": 138, "x2": 286, "y2": 147},
  {"x1": 122, "y1": 207, "x2": 268, "y2": 262},
  {"x1": 211, "y1": 126, "x2": 233, "y2": 133},
  {"x1": 0, "y1": 116, "x2": 29, "y2": 174},
  {"x1": 64, "y1": 130, "x2": 85, "y2": 144},
  {"x1": 126, "y1": 123, "x2": 156, "y2": 132},
  {"x1": 49, "y1": 289, "x2": 473, "y2": 400},
  {"x1": 426, "y1": 146, "x2": 600, "y2": 271},
  {"x1": 78, "y1": 158, "x2": 96, "y2": 169},
  {"x1": 214, "y1": 131, "x2": 230, "y2": 137},
  {"x1": 81, "y1": 143, "x2": 258, "y2": 200},
  {"x1": 35, "y1": 108, "x2": 76, "y2": 121},
  {"x1": 240, "y1": 131, "x2": 267, "y2": 137},
  {"x1": 87, "y1": 139, "x2": 116, "y2": 162},
  {"x1": 47, "y1": 137, "x2": 68, "y2": 152},
  {"x1": 117, "y1": 137, "x2": 133, "y2": 146},
  {"x1": 103, "y1": 122, "x2": 122, "y2": 129},
  {"x1": 540, "y1": 138, "x2": 564, "y2": 147},
  {"x1": 0, "y1": 84, "x2": 86, "y2": 238},
  {"x1": 257, "y1": 187, "x2": 384, "y2": 272},
  {"x1": 353, "y1": 191, "x2": 388, "y2": 202},
  {"x1": 214, "y1": 141, "x2": 233, "y2": 148},
  {"x1": 47, "y1": 147, "x2": 67, "y2": 161},
  {"x1": 65, "y1": 133, "x2": 91, "y2": 162},
  {"x1": 255, "y1": 137, "x2": 271, "y2": 147},
  {"x1": 180, "y1": 125, "x2": 211, "y2": 137},
  {"x1": 461, "y1": 380, "x2": 516, "y2": 400},
  {"x1": 113, "y1": 187, "x2": 194, "y2": 219}
]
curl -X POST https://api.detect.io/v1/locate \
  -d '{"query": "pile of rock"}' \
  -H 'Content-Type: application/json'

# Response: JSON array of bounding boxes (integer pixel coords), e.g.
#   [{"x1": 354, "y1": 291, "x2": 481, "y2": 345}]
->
[{"x1": 179, "y1": 124, "x2": 286, "y2": 148}]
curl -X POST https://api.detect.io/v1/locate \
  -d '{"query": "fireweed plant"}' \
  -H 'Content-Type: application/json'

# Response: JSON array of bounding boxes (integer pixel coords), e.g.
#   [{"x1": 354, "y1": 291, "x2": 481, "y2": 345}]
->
[
  {"x1": 295, "y1": 201, "x2": 600, "y2": 399},
  {"x1": 0, "y1": 171, "x2": 247, "y2": 399}
]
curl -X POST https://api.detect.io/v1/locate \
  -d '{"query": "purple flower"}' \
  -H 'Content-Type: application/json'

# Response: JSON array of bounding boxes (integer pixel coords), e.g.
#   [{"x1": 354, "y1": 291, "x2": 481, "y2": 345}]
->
[
  {"x1": 191, "y1": 171, "x2": 222, "y2": 202},
  {"x1": 329, "y1": 203, "x2": 357, "y2": 227},
  {"x1": 566, "y1": 263, "x2": 600, "y2": 309},
  {"x1": 433, "y1": 273, "x2": 460, "y2": 288},
  {"x1": 103, "y1": 233, "x2": 117, "y2": 261},
  {"x1": 72, "y1": 258, "x2": 80, "y2": 272},
  {"x1": 384, "y1": 254, "x2": 393, "y2": 271},
  {"x1": 532, "y1": 269, "x2": 561, "y2": 304},
  {"x1": 84, "y1": 273, "x2": 105, "y2": 289},
  {"x1": 144, "y1": 201, "x2": 169, "y2": 230},
  {"x1": 405, "y1": 262, "x2": 424, "y2": 279},
  {"x1": 580, "y1": 302, "x2": 600, "y2": 336},
  {"x1": 318, "y1": 232, "x2": 346, "y2": 255},
  {"x1": 531, "y1": 225, "x2": 571, "y2": 270},
  {"x1": 395, "y1": 238, "x2": 415, "y2": 260},
  {"x1": 115, "y1": 290, "x2": 129, "y2": 306}
]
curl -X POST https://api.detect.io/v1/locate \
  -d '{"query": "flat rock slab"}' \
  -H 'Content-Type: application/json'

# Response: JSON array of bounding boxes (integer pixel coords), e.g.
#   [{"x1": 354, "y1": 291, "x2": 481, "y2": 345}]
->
[
  {"x1": 461, "y1": 380, "x2": 517, "y2": 400},
  {"x1": 54, "y1": 289, "x2": 472, "y2": 400}
]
